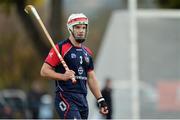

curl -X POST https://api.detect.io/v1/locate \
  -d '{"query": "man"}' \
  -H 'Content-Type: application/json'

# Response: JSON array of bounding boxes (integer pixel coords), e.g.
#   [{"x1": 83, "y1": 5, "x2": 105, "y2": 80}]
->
[
  {"x1": 40, "y1": 13, "x2": 108, "y2": 119},
  {"x1": 101, "y1": 78, "x2": 113, "y2": 119}
]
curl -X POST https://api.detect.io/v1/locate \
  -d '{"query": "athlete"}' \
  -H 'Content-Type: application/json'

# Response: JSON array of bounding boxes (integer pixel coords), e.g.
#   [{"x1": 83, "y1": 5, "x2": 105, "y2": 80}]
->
[{"x1": 40, "y1": 13, "x2": 108, "y2": 119}]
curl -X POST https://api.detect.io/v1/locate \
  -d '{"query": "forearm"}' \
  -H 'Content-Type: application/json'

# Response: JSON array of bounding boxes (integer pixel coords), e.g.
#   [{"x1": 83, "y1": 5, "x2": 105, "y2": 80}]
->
[
  {"x1": 41, "y1": 68, "x2": 63, "y2": 80},
  {"x1": 88, "y1": 80, "x2": 102, "y2": 99},
  {"x1": 40, "y1": 63, "x2": 64, "y2": 81},
  {"x1": 88, "y1": 72, "x2": 102, "y2": 99},
  {"x1": 88, "y1": 74, "x2": 109, "y2": 115}
]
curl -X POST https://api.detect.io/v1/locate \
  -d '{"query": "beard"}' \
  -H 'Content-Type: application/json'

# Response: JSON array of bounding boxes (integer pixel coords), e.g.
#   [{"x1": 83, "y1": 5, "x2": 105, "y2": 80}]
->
[
  {"x1": 73, "y1": 34, "x2": 86, "y2": 43},
  {"x1": 71, "y1": 29, "x2": 87, "y2": 43},
  {"x1": 75, "y1": 38, "x2": 85, "y2": 43}
]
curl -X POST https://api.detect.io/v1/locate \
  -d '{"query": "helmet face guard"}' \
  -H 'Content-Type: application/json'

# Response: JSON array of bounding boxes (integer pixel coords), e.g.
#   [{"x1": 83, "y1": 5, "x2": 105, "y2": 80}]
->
[{"x1": 67, "y1": 13, "x2": 88, "y2": 43}]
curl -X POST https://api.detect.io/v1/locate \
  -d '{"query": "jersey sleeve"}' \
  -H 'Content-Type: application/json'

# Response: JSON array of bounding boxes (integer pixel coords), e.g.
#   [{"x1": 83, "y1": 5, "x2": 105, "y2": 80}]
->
[
  {"x1": 83, "y1": 46, "x2": 94, "y2": 72},
  {"x1": 45, "y1": 44, "x2": 60, "y2": 67}
]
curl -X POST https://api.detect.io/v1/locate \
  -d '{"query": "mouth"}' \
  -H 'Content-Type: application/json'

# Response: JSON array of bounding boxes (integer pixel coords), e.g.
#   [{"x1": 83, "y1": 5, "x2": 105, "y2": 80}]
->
[
  {"x1": 77, "y1": 34, "x2": 84, "y2": 38},
  {"x1": 78, "y1": 33, "x2": 83, "y2": 36}
]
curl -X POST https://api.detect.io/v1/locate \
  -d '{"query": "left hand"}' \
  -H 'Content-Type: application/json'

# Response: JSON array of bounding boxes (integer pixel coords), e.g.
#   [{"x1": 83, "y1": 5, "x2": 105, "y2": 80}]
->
[
  {"x1": 99, "y1": 105, "x2": 109, "y2": 115},
  {"x1": 97, "y1": 97, "x2": 109, "y2": 115}
]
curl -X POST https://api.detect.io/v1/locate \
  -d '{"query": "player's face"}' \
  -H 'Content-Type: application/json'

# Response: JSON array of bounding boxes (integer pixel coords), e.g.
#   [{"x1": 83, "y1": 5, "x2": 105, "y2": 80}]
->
[{"x1": 73, "y1": 24, "x2": 87, "y2": 42}]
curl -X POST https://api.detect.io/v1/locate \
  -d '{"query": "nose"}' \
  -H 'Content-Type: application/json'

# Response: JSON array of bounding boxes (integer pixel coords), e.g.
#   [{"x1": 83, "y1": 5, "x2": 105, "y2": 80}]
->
[{"x1": 79, "y1": 28, "x2": 84, "y2": 32}]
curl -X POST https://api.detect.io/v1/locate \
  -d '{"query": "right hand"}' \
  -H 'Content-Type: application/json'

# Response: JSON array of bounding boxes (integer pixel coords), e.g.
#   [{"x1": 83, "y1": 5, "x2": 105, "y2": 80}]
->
[{"x1": 62, "y1": 70, "x2": 75, "y2": 81}]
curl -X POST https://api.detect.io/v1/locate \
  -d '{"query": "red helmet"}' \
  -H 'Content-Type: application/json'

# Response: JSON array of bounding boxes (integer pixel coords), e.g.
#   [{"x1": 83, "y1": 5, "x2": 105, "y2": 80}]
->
[
  {"x1": 67, "y1": 13, "x2": 88, "y2": 32},
  {"x1": 67, "y1": 13, "x2": 89, "y2": 43}
]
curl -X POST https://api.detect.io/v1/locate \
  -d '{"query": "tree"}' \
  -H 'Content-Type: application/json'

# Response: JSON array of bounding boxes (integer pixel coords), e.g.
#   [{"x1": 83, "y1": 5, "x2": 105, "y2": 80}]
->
[
  {"x1": 0, "y1": 0, "x2": 63, "y2": 89},
  {"x1": 0, "y1": 0, "x2": 63, "y2": 58},
  {"x1": 50, "y1": 0, "x2": 64, "y2": 41},
  {"x1": 156, "y1": 0, "x2": 180, "y2": 9},
  {"x1": 15, "y1": 0, "x2": 49, "y2": 58}
]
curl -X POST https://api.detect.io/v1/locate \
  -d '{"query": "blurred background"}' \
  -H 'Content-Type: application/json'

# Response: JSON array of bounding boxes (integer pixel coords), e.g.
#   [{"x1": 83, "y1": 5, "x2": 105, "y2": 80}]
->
[{"x1": 0, "y1": 0, "x2": 180, "y2": 119}]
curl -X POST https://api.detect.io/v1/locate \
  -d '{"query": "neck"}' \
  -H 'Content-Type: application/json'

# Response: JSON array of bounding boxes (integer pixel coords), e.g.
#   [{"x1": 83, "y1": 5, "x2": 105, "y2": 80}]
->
[{"x1": 69, "y1": 35, "x2": 81, "y2": 47}]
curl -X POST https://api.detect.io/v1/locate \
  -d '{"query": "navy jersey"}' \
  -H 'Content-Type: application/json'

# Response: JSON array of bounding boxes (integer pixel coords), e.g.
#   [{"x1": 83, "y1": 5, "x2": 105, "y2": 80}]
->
[{"x1": 45, "y1": 39, "x2": 94, "y2": 95}]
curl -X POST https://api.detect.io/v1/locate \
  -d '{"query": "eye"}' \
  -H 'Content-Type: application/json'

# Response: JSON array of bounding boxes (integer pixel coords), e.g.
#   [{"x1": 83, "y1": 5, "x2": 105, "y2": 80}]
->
[
  {"x1": 82, "y1": 26, "x2": 87, "y2": 29},
  {"x1": 74, "y1": 25, "x2": 81, "y2": 29}
]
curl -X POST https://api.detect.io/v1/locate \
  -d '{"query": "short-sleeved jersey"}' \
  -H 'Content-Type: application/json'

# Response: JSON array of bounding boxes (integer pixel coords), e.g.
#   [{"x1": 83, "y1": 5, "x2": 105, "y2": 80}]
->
[{"x1": 45, "y1": 39, "x2": 94, "y2": 95}]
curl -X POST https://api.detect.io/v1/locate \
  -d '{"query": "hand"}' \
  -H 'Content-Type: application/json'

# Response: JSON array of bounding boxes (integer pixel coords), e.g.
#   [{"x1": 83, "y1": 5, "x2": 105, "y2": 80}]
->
[
  {"x1": 62, "y1": 70, "x2": 75, "y2": 81},
  {"x1": 97, "y1": 97, "x2": 109, "y2": 115}
]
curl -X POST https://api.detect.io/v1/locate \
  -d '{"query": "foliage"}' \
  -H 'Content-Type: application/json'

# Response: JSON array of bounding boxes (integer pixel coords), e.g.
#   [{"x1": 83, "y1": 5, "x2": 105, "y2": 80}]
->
[
  {"x1": 0, "y1": 25, "x2": 42, "y2": 90},
  {"x1": 0, "y1": 0, "x2": 117, "y2": 91},
  {"x1": 156, "y1": 0, "x2": 180, "y2": 9},
  {"x1": 0, "y1": 0, "x2": 45, "y2": 90}
]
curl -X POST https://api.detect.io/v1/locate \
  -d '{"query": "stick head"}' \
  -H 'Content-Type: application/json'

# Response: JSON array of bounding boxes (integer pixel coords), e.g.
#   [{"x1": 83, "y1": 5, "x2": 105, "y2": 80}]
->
[
  {"x1": 24, "y1": 5, "x2": 40, "y2": 20},
  {"x1": 24, "y1": 5, "x2": 34, "y2": 14}
]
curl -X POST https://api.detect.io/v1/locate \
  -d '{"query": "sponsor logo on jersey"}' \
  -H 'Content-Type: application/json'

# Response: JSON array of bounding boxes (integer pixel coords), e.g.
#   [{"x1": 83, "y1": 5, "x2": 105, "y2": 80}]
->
[
  {"x1": 75, "y1": 76, "x2": 87, "y2": 80},
  {"x1": 49, "y1": 52, "x2": 53, "y2": 58},
  {"x1": 78, "y1": 66, "x2": 84, "y2": 75},
  {"x1": 71, "y1": 53, "x2": 76, "y2": 58},
  {"x1": 76, "y1": 49, "x2": 82, "y2": 51},
  {"x1": 84, "y1": 56, "x2": 89, "y2": 63}
]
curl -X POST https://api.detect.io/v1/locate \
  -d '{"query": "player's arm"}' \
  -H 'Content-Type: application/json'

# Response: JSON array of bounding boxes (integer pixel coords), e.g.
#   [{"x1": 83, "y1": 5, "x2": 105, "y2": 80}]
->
[
  {"x1": 87, "y1": 70, "x2": 108, "y2": 115},
  {"x1": 40, "y1": 62, "x2": 75, "y2": 81},
  {"x1": 87, "y1": 70, "x2": 102, "y2": 99},
  {"x1": 41, "y1": 44, "x2": 75, "y2": 81}
]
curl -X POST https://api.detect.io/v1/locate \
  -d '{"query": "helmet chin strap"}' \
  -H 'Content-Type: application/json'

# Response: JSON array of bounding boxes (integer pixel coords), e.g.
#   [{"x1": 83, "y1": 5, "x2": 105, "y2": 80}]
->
[{"x1": 70, "y1": 29, "x2": 86, "y2": 43}]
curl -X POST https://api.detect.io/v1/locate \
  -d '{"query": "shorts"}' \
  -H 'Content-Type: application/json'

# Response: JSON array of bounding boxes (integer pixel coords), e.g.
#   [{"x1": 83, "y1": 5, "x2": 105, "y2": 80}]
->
[{"x1": 55, "y1": 92, "x2": 89, "y2": 119}]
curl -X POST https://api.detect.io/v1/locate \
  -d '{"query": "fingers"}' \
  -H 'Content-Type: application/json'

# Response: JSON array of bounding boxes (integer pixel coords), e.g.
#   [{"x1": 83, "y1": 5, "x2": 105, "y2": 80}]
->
[
  {"x1": 100, "y1": 107, "x2": 109, "y2": 115},
  {"x1": 68, "y1": 70, "x2": 75, "y2": 78},
  {"x1": 68, "y1": 70, "x2": 77, "y2": 83},
  {"x1": 63, "y1": 70, "x2": 76, "y2": 81},
  {"x1": 70, "y1": 70, "x2": 75, "y2": 74}
]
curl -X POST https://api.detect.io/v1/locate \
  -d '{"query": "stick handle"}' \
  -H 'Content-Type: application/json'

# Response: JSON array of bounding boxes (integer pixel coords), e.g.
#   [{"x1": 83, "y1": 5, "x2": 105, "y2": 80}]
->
[{"x1": 25, "y1": 5, "x2": 76, "y2": 83}]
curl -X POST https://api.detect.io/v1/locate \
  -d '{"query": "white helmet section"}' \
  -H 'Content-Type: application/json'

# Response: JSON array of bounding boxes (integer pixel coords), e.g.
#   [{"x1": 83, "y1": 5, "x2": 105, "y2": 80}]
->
[{"x1": 67, "y1": 13, "x2": 88, "y2": 33}]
